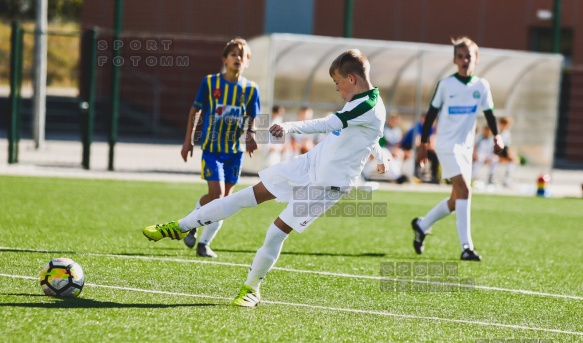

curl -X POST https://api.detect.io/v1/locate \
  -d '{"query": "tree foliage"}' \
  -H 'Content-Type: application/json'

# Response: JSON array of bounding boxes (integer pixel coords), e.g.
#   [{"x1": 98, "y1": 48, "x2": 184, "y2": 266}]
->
[{"x1": 0, "y1": 0, "x2": 82, "y2": 22}]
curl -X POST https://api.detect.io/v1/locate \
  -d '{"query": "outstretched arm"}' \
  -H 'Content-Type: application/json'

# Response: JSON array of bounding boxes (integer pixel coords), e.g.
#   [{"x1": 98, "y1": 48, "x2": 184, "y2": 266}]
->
[{"x1": 269, "y1": 114, "x2": 343, "y2": 138}]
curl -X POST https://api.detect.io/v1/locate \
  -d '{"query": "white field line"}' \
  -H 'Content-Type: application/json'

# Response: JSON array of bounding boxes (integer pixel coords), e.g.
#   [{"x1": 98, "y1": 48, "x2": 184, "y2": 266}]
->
[
  {"x1": 2, "y1": 246, "x2": 583, "y2": 301},
  {"x1": 1, "y1": 273, "x2": 582, "y2": 337}
]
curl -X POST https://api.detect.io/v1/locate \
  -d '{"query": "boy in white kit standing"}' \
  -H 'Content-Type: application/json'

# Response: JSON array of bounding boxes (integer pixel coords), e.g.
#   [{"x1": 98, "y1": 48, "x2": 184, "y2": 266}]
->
[
  {"x1": 142, "y1": 49, "x2": 388, "y2": 306},
  {"x1": 412, "y1": 36, "x2": 504, "y2": 261}
]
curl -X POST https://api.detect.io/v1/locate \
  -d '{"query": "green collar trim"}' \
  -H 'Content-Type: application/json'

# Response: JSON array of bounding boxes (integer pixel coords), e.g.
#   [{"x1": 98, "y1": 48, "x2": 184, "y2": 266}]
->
[
  {"x1": 453, "y1": 73, "x2": 474, "y2": 85},
  {"x1": 351, "y1": 87, "x2": 379, "y2": 101}
]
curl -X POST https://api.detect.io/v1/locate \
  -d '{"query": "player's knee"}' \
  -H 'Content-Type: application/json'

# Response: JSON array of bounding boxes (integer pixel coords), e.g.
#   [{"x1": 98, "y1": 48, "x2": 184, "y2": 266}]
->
[{"x1": 207, "y1": 191, "x2": 224, "y2": 200}]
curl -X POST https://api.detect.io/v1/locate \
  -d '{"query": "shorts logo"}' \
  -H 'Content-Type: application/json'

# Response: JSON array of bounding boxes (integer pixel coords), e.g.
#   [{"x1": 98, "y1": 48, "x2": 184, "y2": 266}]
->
[
  {"x1": 300, "y1": 221, "x2": 308, "y2": 227},
  {"x1": 332, "y1": 129, "x2": 341, "y2": 136}
]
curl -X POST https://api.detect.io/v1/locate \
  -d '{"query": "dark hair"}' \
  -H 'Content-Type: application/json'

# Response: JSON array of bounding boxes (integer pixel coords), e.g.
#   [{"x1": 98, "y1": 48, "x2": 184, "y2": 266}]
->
[
  {"x1": 223, "y1": 37, "x2": 251, "y2": 60},
  {"x1": 272, "y1": 105, "x2": 283, "y2": 113},
  {"x1": 451, "y1": 36, "x2": 479, "y2": 57},
  {"x1": 329, "y1": 49, "x2": 370, "y2": 80}
]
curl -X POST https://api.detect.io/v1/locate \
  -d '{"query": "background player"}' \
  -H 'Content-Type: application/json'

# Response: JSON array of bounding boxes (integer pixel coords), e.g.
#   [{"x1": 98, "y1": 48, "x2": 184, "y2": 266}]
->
[
  {"x1": 411, "y1": 36, "x2": 503, "y2": 261},
  {"x1": 180, "y1": 37, "x2": 260, "y2": 258}
]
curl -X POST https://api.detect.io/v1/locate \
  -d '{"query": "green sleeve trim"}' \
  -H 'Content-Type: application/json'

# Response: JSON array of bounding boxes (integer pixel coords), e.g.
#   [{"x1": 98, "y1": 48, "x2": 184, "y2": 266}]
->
[
  {"x1": 335, "y1": 88, "x2": 379, "y2": 128},
  {"x1": 428, "y1": 81, "x2": 441, "y2": 107}
]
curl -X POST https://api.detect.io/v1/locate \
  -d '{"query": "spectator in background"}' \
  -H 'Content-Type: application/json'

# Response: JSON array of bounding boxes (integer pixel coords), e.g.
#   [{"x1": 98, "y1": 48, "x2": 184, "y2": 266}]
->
[
  {"x1": 472, "y1": 125, "x2": 498, "y2": 185},
  {"x1": 498, "y1": 116, "x2": 517, "y2": 187},
  {"x1": 264, "y1": 105, "x2": 288, "y2": 167},
  {"x1": 290, "y1": 107, "x2": 316, "y2": 155},
  {"x1": 366, "y1": 113, "x2": 408, "y2": 183},
  {"x1": 398, "y1": 114, "x2": 439, "y2": 183},
  {"x1": 381, "y1": 114, "x2": 403, "y2": 151}
]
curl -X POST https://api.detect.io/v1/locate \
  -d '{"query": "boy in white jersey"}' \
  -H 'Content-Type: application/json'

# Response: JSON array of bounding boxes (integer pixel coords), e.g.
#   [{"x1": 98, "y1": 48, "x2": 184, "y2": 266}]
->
[
  {"x1": 412, "y1": 37, "x2": 504, "y2": 261},
  {"x1": 142, "y1": 49, "x2": 388, "y2": 306}
]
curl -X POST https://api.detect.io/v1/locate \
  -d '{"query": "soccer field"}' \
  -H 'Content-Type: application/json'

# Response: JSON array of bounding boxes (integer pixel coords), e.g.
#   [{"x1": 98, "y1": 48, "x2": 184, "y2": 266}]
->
[{"x1": 0, "y1": 175, "x2": 581, "y2": 342}]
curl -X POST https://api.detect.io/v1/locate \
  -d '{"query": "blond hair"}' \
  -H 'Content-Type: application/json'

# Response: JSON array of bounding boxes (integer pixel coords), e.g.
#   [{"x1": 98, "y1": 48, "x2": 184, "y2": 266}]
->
[
  {"x1": 451, "y1": 36, "x2": 479, "y2": 58},
  {"x1": 329, "y1": 49, "x2": 370, "y2": 80}
]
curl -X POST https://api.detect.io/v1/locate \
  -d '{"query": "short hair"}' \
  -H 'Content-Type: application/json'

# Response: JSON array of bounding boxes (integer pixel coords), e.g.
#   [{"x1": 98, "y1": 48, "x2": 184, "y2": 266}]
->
[
  {"x1": 451, "y1": 36, "x2": 479, "y2": 57},
  {"x1": 272, "y1": 105, "x2": 283, "y2": 113},
  {"x1": 499, "y1": 116, "x2": 512, "y2": 125},
  {"x1": 329, "y1": 49, "x2": 370, "y2": 80},
  {"x1": 223, "y1": 37, "x2": 251, "y2": 60}
]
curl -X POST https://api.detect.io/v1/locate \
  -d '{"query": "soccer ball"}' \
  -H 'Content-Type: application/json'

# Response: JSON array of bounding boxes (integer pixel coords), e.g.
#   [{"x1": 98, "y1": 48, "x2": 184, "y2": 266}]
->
[{"x1": 39, "y1": 258, "x2": 85, "y2": 298}]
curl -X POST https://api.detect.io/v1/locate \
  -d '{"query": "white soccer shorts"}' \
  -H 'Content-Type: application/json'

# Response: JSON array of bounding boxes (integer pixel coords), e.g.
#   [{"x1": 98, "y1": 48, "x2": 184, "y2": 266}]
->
[
  {"x1": 437, "y1": 152, "x2": 472, "y2": 181},
  {"x1": 258, "y1": 154, "x2": 345, "y2": 233}
]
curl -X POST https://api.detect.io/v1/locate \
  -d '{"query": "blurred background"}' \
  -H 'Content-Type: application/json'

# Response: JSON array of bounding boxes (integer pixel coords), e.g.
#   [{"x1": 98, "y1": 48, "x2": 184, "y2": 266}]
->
[{"x1": 1, "y1": 0, "x2": 581, "y2": 176}]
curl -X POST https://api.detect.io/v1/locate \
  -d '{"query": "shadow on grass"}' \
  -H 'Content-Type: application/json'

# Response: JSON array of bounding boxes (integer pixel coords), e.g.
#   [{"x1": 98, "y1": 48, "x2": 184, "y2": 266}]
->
[
  {"x1": 213, "y1": 249, "x2": 386, "y2": 258},
  {"x1": 0, "y1": 248, "x2": 77, "y2": 254},
  {"x1": 0, "y1": 293, "x2": 221, "y2": 308},
  {"x1": 1, "y1": 248, "x2": 387, "y2": 258}
]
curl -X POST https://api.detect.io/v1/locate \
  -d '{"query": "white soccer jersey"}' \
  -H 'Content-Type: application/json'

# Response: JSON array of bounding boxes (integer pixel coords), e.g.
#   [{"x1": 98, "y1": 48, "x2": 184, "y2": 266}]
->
[
  {"x1": 285, "y1": 88, "x2": 385, "y2": 188},
  {"x1": 430, "y1": 75, "x2": 494, "y2": 155}
]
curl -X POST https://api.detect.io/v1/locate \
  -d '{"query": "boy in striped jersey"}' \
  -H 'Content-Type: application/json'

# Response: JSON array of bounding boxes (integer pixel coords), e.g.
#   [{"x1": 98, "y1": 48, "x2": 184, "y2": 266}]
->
[
  {"x1": 412, "y1": 37, "x2": 504, "y2": 261},
  {"x1": 181, "y1": 38, "x2": 260, "y2": 257},
  {"x1": 143, "y1": 49, "x2": 388, "y2": 306}
]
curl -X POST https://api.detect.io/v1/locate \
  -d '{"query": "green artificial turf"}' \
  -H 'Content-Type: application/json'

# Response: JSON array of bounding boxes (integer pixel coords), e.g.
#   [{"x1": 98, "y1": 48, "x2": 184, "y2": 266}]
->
[{"x1": 0, "y1": 175, "x2": 581, "y2": 342}]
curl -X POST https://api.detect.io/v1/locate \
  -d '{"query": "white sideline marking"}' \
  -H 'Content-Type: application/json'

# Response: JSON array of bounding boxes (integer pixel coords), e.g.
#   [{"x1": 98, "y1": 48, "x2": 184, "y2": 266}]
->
[
  {"x1": 1, "y1": 273, "x2": 582, "y2": 337},
  {"x1": 2, "y1": 246, "x2": 583, "y2": 301}
]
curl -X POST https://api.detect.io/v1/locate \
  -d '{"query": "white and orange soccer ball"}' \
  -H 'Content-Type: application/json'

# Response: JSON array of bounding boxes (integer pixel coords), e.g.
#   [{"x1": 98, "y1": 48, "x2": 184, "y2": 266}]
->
[{"x1": 39, "y1": 258, "x2": 85, "y2": 298}]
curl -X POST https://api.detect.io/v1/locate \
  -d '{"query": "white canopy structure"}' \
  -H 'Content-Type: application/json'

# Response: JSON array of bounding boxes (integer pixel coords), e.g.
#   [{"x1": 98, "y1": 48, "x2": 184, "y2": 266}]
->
[{"x1": 243, "y1": 33, "x2": 562, "y2": 173}]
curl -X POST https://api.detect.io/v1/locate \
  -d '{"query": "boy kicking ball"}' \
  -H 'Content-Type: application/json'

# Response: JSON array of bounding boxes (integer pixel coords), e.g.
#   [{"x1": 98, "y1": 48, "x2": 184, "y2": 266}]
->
[{"x1": 142, "y1": 49, "x2": 388, "y2": 306}]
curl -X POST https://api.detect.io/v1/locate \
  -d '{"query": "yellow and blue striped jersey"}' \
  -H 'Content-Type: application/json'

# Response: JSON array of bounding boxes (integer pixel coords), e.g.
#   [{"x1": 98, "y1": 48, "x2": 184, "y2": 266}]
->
[{"x1": 193, "y1": 73, "x2": 260, "y2": 154}]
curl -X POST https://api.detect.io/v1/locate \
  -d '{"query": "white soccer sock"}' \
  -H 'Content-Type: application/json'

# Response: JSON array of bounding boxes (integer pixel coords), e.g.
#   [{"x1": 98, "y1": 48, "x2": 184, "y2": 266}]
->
[
  {"x1": 245, "y1": 223, "x2": 289, "y2": 291},
  {"x1": 177, "y1": 198, "x2": 203, "y2": 232},
  {"x1": 178, "y1": 187, "x2": 258, "y2": 231},
  {"x1": 418, "y1": 198, "x2": 451, "y2": 232},
  {"x1": 198, "y1": 220, "x2": 223, "y2": 245},
  {"x1": 455, "y1": 199, "x2": 473, "y2": 250}
]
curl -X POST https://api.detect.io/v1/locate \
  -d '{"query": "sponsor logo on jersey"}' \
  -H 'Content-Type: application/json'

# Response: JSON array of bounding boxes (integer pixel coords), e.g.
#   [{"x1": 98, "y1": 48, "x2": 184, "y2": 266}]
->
[
  {"x1": 214, "y1": 105, "x2": 244, "y2": 126},
  {"x1": 448, "y1": 105, "x2": 478, "y2": 115}
]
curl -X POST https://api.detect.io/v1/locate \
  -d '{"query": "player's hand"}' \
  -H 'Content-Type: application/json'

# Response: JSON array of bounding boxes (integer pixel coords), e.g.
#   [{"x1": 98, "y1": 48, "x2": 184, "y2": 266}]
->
[
  {"x1": 246, "y1": 132, "x2": 258, "y2": 158},
  {"x1": 269, "y1": 123, "x2": 289, "y2": 138},
  {"x1": 493, "y1": 134, "x2": 504, "y2": 154},
  {"x1": 181, "y1": 142, "x2": 193, "y2": 162},
  {"x1": 376, "y1": 162, "x2": 388, "y2": 174},
  {"x1": 416, "y1": 143, "x2": 429, "y2": 165}
]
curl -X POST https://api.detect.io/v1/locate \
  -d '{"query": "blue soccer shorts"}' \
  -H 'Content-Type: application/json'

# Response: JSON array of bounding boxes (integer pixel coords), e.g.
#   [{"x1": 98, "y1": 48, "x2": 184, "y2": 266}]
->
[{"x1": 201, "y1": 151, "x2": 244, "y2": 184}]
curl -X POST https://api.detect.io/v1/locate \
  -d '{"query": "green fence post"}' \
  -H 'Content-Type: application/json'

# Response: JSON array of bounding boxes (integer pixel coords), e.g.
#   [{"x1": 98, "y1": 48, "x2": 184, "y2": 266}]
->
[
  {"x1": 8, "y1": 21, "x2": 23, "y2": 164},
  {"x1": 108, "y1": 0, "x2": 123, "y2": 171},
  {"x1": 552, "y1": 0, "x2": 562, "y2": 53},
  {"x1": 80, "y1": 29, "x2": 97, "y2": 170},
  {"x1": 344, "y1": 0, "x2": 353, "y2": 38}
]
